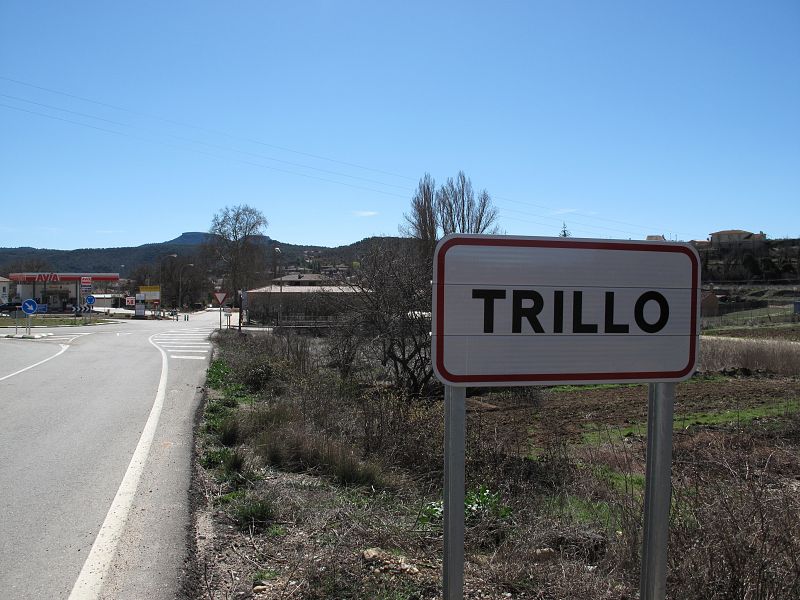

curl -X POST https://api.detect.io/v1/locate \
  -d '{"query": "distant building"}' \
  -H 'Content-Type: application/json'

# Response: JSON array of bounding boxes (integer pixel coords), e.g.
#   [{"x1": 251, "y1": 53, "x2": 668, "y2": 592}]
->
[
  {"x1": 8, "y1": 272, "x2": 120, "y2": 310},
  {"x1": 246, "y1": 283, "x2": 364, "y2": 322},
  {"x1": 273, "y1": 273, "x2": 329, "y2": 286},
  {"x1": 0, "y1": 276, "x2": 10, "y2": 303},
  {"x1": 646, "y1": 235, "x2": 666, "y2": 241},
  {"x1": 710, "y1": 230, "x2": 767, "y2": 249}
]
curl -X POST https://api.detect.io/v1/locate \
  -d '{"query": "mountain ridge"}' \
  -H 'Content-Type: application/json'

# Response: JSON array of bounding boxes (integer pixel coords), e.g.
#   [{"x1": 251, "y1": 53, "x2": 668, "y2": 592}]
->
[{"x1": 0, "y1": 232, "x2": 401, "y2": 277}]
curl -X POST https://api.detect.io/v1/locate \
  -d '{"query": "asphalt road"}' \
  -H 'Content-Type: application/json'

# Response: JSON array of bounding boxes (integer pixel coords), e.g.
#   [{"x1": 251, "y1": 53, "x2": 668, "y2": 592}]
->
[{"x1": 0, "y1": 311, "x2": 219, "y2": 600}]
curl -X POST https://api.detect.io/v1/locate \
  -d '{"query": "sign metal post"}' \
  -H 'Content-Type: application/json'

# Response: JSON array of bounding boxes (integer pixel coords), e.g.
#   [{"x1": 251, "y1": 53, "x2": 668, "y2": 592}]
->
[
  {"x1": 432, "y1": 234, "x2": 699, "y2": 600},
  {"x1": 21, "y1": 299, "x2": 38, "y2": 335},
  {"x1": 213, "y1": 292, "x2": 228, "y2": 331},
  {"x1": 640, "y1": 382, "x2": 675, "y2": 600},
  {"x1": 442, "y1": 385, "x2": 466, "y2": 600}
]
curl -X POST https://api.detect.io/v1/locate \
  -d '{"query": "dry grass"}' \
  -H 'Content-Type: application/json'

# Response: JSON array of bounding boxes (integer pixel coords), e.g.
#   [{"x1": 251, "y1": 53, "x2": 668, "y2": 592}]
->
[
  {"x1": 191, "y1": 329, "x2": 800, "y2": 599},
  {"x1": 700, "y1": 335, "x2": 800, "y2": 375}
]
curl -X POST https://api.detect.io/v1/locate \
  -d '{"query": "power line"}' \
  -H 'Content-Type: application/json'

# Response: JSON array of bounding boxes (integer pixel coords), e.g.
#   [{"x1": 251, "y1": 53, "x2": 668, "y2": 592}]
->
[
  {"x1": 0, "y1": 92, "x2": 413, "y2": 191},
  {"x1": 496, "y1": 205, "x2": 649, "y2": 238},
  {"x1": 1, "y1": 75, "x2": 702, "y2": 239},
  {"x1": 495, "y1": 195, "x2": 697, "y2": 238},
  {"x1": 0, "y1": 103, "x2": 409, "y2": 199},
  {"x1": 0, "y1": 75, "x2": 416, "y2": 181}
]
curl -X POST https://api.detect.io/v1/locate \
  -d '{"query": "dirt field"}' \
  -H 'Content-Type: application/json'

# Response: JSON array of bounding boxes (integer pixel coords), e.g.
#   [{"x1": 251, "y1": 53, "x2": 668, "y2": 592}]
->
[{"x1": 466, "y1": 375, "x2": 798, "y2": 446}]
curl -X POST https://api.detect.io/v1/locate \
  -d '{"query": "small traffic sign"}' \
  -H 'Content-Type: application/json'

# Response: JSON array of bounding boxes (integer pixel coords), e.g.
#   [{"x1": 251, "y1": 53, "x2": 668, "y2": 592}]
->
[
  {"x1": 213, "y1": 292, "x2": 228, "y2": 305},
  {"x1": 126, "y1": 296, "x2": 136, "y2": 306},
  {"x1": 85, "y1": 295, "x2": 96, "y2": 305},
  {"x1": 36, "y1": 304, "x2": 48, "y2": 314},
  {"x1": 21, "y1": 299, "x2": 38, "y2": 315}
]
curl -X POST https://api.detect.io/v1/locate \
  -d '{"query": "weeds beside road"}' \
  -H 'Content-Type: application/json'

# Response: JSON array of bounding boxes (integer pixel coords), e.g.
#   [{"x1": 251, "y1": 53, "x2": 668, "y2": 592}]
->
[{"x1": 186, "y1": 328, "x2": 800, "y2": 599}]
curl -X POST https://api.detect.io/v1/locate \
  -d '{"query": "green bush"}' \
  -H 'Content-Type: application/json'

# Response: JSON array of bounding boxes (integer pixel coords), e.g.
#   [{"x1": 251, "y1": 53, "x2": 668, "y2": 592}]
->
[
  {"x1": 200, "y1": 447, "x2": 234, "y2": 469},
  {"x1": 233, "y1": 495, "x2": 276, "y2": 532},
  {"x1": 218, "y1": 416, "x2": 239, "y2": 447},
  {"x1": 206, "y1": 360, "x2": 231, "y2": 389}
]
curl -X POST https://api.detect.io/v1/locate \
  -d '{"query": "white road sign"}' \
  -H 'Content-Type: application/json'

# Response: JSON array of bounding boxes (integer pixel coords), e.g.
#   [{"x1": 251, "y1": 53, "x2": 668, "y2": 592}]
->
[
  {"x1": 432, "y1": 235, "x2": 700, "y2": 386},
  {"x1": 213, "y1": 292, "x2": 227, "y2": 305}
]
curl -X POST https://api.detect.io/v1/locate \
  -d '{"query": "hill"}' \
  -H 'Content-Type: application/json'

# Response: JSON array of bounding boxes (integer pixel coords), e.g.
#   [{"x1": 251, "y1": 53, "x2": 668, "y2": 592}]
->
[{"x1": 0, "y1": 233, "x2": 398, "y2": 277}]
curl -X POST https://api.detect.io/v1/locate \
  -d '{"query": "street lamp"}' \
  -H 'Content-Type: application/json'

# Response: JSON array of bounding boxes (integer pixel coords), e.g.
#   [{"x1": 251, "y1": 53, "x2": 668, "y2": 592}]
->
[
  {"x1": 158, "y1": 253, "x2": 178, "y2": 316},
  {"x1": 178, "y1": 263, "x2": 194, "y2": 313}
]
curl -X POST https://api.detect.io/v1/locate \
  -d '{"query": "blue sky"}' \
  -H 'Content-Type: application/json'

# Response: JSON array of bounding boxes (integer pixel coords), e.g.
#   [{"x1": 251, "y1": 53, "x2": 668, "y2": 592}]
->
[{"x1": 1, "y1": 1, "x2": 798, "y2": 250}]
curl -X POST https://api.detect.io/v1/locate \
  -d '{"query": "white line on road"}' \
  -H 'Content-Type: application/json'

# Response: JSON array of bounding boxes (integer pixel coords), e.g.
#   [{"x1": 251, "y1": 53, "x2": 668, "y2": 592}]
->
[
  {"x1": 159, "y1": 345, "x2": 210, "y2": 348},
  {"x1": 170, "y1": 355, "x2": 206, "y2": 360},
  {"x1": 0, "y1": 344, "x2": 70, "y2": 382},
  {"x1": 68, "y1": 333, "x2": 170, "y2": 600}
]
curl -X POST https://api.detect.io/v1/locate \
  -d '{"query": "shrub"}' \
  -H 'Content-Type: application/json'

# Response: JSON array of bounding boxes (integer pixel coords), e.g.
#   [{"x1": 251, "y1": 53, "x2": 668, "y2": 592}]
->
[
  {"x1": 233, "y1": 495, "x2": 276, "y2": 532},
  {"x1": 206, "y1": 359, "x2": 231, "y2": 389},
  {"x1": 218, "y1": 416, "x2": 239, "y2": 447}
]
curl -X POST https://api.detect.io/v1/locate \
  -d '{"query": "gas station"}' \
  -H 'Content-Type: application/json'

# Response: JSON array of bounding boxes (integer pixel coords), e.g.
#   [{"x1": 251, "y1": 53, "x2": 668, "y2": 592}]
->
[{"x1": 8, "y1": 272, "x2": 121, "y2": 312}]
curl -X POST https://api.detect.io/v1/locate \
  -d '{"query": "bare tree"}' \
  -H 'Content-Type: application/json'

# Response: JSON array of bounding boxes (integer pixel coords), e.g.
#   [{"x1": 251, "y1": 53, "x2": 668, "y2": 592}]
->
[
  {"x1": 401, "y1": 173, "x2": 438, "y2": 257},
  {"x1": 324, "y1": 238, "x2": 434, "y2": 396},
  {"x1": 206, "y1": 204, "x2": 269, "y2": 307},
  {"x1": 436, "y1": 171, "x2": 500, "y2": 236},
  {"x1": 402, "y1": 170, "x2": 500, "y2": 261},
  {"x1": 559, "y1": 222, "x2": 571, "y2": 238}
]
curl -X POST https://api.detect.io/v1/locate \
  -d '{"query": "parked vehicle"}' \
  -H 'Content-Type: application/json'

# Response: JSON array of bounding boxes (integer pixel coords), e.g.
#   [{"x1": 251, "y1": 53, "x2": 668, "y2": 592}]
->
[{"x1": 0, "y1": 302, "x2": 22, "y2": 313}]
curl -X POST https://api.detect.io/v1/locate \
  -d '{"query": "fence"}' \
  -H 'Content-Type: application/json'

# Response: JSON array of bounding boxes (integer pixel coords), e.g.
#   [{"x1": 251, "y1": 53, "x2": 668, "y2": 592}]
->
[{"x1": 701, "y1": 301, "x2": 800, "y2": 329}]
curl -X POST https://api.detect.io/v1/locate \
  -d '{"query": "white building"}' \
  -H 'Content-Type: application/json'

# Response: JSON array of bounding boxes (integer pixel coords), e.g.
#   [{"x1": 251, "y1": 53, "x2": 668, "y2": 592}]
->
[{"x1": 0, "y1": 276, "x2": 10, "y2": 303}]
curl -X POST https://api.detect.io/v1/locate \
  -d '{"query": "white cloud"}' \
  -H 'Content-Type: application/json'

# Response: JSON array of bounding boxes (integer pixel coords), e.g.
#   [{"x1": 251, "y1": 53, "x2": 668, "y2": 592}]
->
[
  {"x1": 353, "y1": 210, "x2": 379, "y2": 218},
  {"x1": 552, "y1": 208, "x2": 578, "y2": 215}
]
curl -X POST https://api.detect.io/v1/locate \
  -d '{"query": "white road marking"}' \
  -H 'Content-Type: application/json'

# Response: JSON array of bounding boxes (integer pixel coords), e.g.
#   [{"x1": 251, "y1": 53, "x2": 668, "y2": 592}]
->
[
  {"x1": 44, "y1": 334, "x2": 93, "y2": 344},
  {"x1": 159, "y1": 345, "x2": 210, "y2": 349},
  {"x1": 0, "y1": 344, "x2": 70, "y2": 382},
  {"x1": 68, "y1": 333, "x2": 170, "y2": 599},
  {"x1": 170, "y1": 355, "x2": 206, "y2": 360}
]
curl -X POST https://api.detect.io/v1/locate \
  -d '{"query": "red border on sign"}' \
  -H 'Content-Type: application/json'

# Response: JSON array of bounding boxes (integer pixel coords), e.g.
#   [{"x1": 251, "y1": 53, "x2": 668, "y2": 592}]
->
[{"x1": 433, "y1": 236, "x2": 699, "y2": 385}]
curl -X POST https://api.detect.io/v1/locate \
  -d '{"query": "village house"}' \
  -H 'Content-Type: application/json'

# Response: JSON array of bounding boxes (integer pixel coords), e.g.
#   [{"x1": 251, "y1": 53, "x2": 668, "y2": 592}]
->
[{"x1": 710, "y1": 230, "x2": 767, "y2": 250}]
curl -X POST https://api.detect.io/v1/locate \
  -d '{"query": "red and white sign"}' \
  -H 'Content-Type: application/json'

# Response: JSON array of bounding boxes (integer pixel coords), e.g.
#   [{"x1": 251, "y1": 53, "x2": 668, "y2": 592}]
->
[
  {"x1": 432, "y1": 235, "x2": 700, "y2": 386},
  {"x1": 81, "y1": 276, "x2": 92, "y2": 286},
  {"x1": 125, "y1": 296, "x2": 136, "y2": 306},
  {"x1": 213, "y1": 292, "x2": 228, "y2": 305}
]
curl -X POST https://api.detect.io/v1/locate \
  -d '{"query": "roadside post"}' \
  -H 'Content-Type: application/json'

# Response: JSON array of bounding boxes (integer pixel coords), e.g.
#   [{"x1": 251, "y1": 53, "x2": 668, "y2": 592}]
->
[
  {"x1": 432, "y1": 234, "x2": 699, "y2": 600},
  {"x1": 213, "y1": 292, "x2": 228, "y2": 331},
  {"x1": 86, "y1": 294, "x2": 95, "y2": 323},
  {"x1": 134, "y1": 293, "x2": 146, "y2": 319},
  {"x1": 21, "y1": 298, "x2": 37, "y2": 335},
  {"x1": 80, "y1": 276, "x2": 91, "y2": 321}
]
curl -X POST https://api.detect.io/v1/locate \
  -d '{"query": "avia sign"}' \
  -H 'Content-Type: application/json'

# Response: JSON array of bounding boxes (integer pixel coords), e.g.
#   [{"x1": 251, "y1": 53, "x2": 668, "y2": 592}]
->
[{"x1": 432, "y1": 235, "x2": 700, "y2": 386}]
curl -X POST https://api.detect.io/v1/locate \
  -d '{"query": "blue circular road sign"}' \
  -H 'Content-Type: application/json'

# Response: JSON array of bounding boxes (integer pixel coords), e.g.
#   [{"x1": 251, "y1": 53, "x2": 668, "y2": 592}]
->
[
  {"x1": 85, "y1": 295, "x2": 96, "y2": 305},
  {"x1": 21, "y1": 299, "x2": 38, "y2": 315}
]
